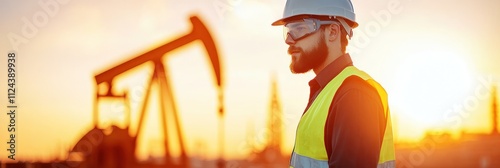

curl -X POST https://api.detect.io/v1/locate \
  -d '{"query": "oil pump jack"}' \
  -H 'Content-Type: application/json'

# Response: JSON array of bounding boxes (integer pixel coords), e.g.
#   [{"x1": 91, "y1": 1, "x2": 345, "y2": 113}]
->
[{"x1": 69, "y1": 16, "x2": 224, "y2": 168}]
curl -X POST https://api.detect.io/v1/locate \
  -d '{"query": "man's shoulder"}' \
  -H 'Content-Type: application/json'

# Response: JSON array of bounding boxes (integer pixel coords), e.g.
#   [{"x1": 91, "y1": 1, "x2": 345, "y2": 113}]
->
[
  {"x1": 328, "y1": 73, "x2": 385, "y2": 118},
  {"x1": 336, "y1": 75, "x2": 379, "y2": 96}
]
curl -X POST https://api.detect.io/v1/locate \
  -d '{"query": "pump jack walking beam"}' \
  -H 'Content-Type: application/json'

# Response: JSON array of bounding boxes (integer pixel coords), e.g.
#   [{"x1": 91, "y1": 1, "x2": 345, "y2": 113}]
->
[{"x1": 94, "y1": 16, "x2": 222, "y2": 89}]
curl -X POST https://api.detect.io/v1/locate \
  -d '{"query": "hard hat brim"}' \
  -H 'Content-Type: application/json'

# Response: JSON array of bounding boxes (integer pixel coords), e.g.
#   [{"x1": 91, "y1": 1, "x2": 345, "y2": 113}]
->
[
  {"x1": 271, "y1": 15, "x2": 317, "y2": 26},
  {"x1": 271, "y1": 15, "x2": 358, "y2": 28},
  {"x1": 271, "y1": 18, "x2": 288, "y2": 26}
]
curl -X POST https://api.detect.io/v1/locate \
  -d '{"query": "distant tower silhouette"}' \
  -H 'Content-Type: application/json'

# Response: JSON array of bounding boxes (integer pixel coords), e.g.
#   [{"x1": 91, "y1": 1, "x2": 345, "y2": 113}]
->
[
  {"x1": 492, "y1": 86, "x2": 498, "y2": 135},
  {"x1": 244, "y1": 75, "x2": 288, "y2": 166},
  {"x1": 267, "y1": 75, "x2": 283, "y2": 153}
]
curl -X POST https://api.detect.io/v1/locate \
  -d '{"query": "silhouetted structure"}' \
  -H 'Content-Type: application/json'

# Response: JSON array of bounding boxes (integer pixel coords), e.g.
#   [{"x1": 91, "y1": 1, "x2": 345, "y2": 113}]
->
[
  {"x1": 68, "y1": 15, "x2": 223, "y2": 168},
  {"x1": 246, "y1": 76, "x2": 289, "y2": 167},
  {"x1": 267, "y1": 76, "x2": 283, "y2": 154},
  {"x1": 492, "y1": 87, "x2": 498, "y2": 135}
]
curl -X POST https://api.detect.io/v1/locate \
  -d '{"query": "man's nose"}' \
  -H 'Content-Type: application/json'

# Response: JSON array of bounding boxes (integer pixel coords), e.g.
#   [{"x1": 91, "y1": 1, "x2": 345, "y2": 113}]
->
[{"x1": 285, "y1": 33, "x2": 296, "y2": 45}]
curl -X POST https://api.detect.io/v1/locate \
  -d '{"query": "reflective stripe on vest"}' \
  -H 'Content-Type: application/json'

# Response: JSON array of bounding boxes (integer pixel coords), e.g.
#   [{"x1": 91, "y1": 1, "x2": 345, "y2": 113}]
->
[{"x1": 290, "y1": 66, "x2": 395, "y2": 168}]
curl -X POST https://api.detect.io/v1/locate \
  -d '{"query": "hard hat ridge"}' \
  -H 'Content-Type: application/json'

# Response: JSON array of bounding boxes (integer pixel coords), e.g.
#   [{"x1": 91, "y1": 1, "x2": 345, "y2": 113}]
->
[{"x1": 271, "y1": 0, "x2": 358, "y2": 28}]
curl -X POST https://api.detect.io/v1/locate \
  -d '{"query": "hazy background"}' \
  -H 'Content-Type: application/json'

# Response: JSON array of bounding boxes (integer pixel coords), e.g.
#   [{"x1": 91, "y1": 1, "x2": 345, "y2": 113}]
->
[{"x1": 1, "y1": 0, "x2": 500, "y2": 162}]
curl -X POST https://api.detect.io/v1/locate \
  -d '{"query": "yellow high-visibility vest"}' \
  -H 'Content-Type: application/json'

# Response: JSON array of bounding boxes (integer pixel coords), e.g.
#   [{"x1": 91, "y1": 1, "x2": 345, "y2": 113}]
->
[{"x1": 290, "y1": 66, "x2": 395, "y2": 168}]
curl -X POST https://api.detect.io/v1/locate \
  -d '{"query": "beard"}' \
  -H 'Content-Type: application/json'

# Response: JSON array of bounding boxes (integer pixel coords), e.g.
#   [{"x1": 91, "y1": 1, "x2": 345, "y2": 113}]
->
[{"x1": 288, "y1": 35, "x2": 328, "y2": 74}]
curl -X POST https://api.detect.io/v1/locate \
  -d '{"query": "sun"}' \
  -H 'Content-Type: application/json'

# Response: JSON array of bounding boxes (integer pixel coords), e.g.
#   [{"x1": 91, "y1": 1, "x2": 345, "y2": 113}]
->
[{"x1": 390, "y1": 42, "x2": 474, "y2": 131}]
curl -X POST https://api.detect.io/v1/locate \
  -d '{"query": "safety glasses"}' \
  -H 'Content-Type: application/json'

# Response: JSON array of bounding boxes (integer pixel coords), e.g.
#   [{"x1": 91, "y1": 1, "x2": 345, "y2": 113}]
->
[{"x1": 284, "y1": 18, "x2": 337, "y2": 41}]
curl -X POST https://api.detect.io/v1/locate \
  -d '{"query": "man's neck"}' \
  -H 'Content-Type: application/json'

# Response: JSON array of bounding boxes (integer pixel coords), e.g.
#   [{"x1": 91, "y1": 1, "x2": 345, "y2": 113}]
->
[{"x1": 313, "y1": 52, "x2": 344, "y2": 75}]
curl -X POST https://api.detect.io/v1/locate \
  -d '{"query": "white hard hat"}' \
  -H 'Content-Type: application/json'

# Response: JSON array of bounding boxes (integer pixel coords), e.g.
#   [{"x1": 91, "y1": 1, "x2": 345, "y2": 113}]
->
[{"x1": 272, "y1": 0, "x2": 358, "y2": 38}]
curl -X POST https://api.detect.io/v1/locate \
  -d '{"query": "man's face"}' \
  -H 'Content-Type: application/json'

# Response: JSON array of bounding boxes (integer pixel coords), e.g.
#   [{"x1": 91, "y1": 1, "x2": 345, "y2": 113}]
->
[{"x1": 287, "y1": 29, "x2": 328, "y2": 74}]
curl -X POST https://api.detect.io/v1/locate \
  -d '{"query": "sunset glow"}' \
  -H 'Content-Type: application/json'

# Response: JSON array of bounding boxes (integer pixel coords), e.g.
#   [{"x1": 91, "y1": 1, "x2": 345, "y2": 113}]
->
[{"x1": 0, "y1": 0, "x2": 500, "y2": 165}]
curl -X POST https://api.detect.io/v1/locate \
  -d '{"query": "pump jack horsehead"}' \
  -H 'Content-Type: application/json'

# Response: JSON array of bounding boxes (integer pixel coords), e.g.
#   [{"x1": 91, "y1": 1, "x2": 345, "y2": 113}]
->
[{"x1": 89, "y1": 16, "x2": 224, "y2": 168}]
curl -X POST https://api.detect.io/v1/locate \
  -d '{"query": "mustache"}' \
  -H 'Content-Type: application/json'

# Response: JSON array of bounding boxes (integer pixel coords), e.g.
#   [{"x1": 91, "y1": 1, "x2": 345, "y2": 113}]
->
[{"x1": 288, "y1": 46, "x2": 302, "y2": 55}]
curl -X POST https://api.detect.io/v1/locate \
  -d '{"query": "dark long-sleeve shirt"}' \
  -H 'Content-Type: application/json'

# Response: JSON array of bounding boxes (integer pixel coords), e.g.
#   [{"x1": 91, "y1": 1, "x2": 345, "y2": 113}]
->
[{"x1": 304, "y1": 54, "x2": 385, "y2": 168}]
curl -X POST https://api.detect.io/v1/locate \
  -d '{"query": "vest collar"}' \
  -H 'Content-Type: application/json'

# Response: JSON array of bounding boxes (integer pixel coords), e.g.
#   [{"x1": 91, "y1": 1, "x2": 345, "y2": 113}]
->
[{"x1": 309, "y1": 53, "x2": 354, "y2": 90}]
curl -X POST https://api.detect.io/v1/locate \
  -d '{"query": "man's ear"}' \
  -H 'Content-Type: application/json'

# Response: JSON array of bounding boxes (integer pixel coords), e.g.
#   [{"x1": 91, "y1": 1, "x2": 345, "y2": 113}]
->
[{"x1": 326, "y1": 23, "x2": 340, "y2": 42}]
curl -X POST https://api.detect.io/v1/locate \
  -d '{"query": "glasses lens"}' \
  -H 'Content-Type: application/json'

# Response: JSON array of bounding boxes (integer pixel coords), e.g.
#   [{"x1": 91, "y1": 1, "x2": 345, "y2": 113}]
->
[{"x1": 284, "y1": 19, "x2": 316, "y2": 41}]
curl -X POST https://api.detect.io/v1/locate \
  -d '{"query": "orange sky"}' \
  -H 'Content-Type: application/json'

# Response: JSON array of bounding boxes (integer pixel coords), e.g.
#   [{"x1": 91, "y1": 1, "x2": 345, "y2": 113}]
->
[{"x1": 1, "y1": 0, "x2": 500, "y2": 162}]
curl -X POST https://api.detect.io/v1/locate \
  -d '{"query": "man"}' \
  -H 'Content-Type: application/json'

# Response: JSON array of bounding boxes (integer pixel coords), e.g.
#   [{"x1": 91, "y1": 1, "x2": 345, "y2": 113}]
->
[{"x1": 271, "y1": 0, "x2": 396, "y2": 167}]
